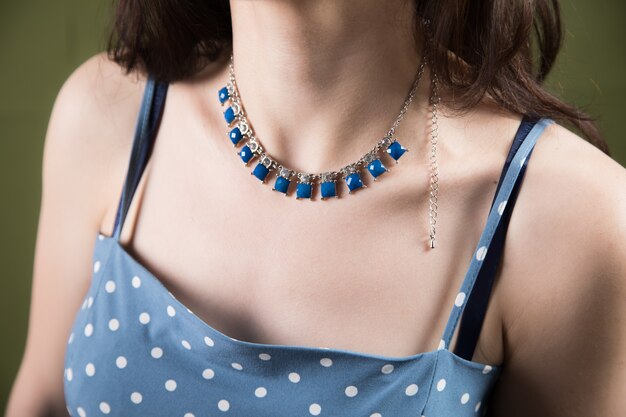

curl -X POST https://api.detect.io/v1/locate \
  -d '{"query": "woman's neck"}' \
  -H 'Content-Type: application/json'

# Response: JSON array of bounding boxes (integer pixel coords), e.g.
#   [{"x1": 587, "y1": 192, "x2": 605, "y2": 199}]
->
[{"x1": 229, "y1": 0, "x2": 430, "y2": 172}]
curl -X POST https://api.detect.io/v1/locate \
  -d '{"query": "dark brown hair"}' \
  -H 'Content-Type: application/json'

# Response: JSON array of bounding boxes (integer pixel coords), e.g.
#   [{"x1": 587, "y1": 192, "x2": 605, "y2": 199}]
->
[{"x1": 106, "y1": 0, "x2": 609, "y2": 154}]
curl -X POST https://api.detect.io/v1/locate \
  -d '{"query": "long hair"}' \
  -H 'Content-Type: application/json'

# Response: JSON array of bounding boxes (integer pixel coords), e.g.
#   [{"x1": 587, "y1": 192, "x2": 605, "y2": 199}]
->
[{"x1": 106, "y1": 0, "x2": 609, "y2": 154}]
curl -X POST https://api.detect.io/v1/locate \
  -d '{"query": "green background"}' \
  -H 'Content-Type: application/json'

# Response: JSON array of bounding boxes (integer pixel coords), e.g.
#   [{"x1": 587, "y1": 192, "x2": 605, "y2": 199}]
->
[{"x1": 1, "y1": 0, "x2": 624, "y2": 410}]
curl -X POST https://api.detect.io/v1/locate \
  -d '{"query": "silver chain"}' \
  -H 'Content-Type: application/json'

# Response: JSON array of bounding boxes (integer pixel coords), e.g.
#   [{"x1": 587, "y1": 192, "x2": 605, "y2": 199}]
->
[
  {"x1": 428, "y1": 69, "x2": 440, "y2": 249},
  {"x1": 225, "y1": 51, "x2": 440, "y2": 249}
]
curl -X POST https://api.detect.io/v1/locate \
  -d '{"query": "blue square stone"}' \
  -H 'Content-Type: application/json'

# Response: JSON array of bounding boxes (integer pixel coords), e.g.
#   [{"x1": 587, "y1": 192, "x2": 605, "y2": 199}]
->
[
  {"x1": 387, "y1": 140, "x2": 407, "y2": 161},
  {"x1": 218, "y1": 86, "x2": 229, "y2": 104},
  {"x1": 229, "y1": 127, "x2": 243, "y2": 145},
  {"x1": 252, "y1": 163, "x2": 270, "y2": 181},
  {"x1": 273, "y1": 176, "x2": 290, "y2": 194},
  {"x1": 296, "y1": 183, "x2": 312, "y2": 199},
  {"x1": 367, "y1": 159, "x2": 387, "y2": 178},
  {"x1": 345, "y1": 172, "x2": 363, "y2": 191},
  {"x1": 239, "y1": 145, "x2": 253, "y2": 164},
  {"x1": 321, "y1": 181, "x2": 337, "y2": 198},
  {"x1": 224, "y1": 107, "x2": 236, "y2": 124}
]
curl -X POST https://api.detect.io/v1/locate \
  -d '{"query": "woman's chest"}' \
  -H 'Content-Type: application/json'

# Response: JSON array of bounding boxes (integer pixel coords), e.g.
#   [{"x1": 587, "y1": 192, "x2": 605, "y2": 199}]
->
[{"x1": 100, "y1": 147, "x2": 519, "y2": 367}]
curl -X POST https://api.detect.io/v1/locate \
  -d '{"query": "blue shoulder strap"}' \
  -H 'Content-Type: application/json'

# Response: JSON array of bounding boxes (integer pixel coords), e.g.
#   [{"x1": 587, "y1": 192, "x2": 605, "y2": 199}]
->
[
  {"x1": 451, "y1": 117, "x2": 538, "y2": 360},
  {"x1": 439, "y1": 117, "x2": 553, "y2": 357},
  {"x1": 112, "y1": 76, "x2": 169, "y2": 241}
]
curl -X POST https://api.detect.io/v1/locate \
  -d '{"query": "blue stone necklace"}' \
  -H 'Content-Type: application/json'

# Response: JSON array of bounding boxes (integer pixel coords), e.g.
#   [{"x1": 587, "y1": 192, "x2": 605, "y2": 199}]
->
[{"x1": 218, "y1": 52, "x2": 441, "y2": 248}]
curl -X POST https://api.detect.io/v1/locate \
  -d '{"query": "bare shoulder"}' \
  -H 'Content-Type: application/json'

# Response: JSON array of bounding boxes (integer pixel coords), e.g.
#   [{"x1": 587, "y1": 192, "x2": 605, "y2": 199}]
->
[
  {"x1": 52, "y1": 51, "x2": 146, "y2": 134},
  {"x1": 45, "y1": 50, "x2": 153, "y2": 233},
  {"x1": 520, "y1": 120, "x2": 626, "y2": 251},
  {"x1": 490, "y1": 120, "x2": 626, "y2": 416},
  {"x1": 508, "y1": 120, "x2": 625, "y2": 280},
  {"x1": 47, "y1": 51, "x2": 147, "y2": 193}
]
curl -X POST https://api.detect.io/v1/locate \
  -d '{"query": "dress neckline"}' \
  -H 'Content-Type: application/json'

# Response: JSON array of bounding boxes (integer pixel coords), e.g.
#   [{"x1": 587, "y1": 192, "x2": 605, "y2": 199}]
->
[{"x1": 94, "y1": 231, "x2": 503, "y2": 371}]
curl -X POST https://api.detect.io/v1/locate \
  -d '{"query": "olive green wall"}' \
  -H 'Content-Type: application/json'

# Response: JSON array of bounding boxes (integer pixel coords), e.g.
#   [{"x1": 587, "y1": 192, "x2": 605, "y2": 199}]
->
[{"x1": 1, "y1": 1, "x2": 624, "y2": 411}]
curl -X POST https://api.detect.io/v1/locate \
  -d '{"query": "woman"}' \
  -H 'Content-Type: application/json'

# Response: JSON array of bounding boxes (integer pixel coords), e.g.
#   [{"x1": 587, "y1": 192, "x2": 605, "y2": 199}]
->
[{"x1": 6, "y1": 0, "x2": 626, "y2": 416}]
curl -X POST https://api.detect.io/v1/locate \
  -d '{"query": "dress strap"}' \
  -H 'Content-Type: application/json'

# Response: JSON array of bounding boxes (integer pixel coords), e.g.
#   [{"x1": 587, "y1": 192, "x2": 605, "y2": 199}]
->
[
  {"x1": 451, "y1": 116, "x2": 538, "y2": 360},
  {"x1": 112, "y1": 76, "x2": 169, "y2": 241},
  {"x1": 438, "y1": 117, "x2": 554, "y2": 356}
]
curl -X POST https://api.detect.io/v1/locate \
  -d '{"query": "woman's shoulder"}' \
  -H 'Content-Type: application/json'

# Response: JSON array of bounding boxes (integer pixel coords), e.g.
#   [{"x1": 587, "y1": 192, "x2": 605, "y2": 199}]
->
[
  {"x1": 501, "y1": 117, "x2": 626, "y2": 323},
  {"x1": 49, "y1": 51, "x2": 147, "y2": 161},
  {"x1": 513, "y1": 119, "x2": 625, "y2": 269},
  {"x1": 489, "y1": 117, "x2": 626, "y2": 414},
  {"x1": 4, "y1": 52, "x2": 152, "y2": 416},
  {"x1": 45, "y1": 51, "x2": 152, "y2": 225}
]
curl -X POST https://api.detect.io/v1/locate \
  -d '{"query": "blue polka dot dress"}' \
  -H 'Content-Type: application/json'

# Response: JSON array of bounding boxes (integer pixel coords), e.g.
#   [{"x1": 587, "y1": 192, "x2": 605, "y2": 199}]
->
[{"x1": 63, "y1": 76, "x2": 553, "y2": 417}]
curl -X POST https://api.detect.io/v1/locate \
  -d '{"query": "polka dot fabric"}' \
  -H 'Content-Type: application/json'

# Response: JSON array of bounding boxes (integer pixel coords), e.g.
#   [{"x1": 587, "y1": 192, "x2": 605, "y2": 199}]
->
[
  {"x1": 63, "y1": 77, "x2": 553, "y2": 417},
  {"x1": 64, "y1": 237, "x2": 500, "y2": 417}
]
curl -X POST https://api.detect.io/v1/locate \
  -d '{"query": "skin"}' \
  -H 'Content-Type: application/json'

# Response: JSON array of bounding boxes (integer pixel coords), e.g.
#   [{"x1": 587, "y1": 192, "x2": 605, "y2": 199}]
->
[{"x1": 6, "y1": 0, "x2": 626, "y2": 416}]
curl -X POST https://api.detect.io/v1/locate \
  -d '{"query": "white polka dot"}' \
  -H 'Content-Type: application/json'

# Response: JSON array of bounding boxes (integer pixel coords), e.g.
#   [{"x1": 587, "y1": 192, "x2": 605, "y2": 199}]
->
[
  {"x1": 405, "y1": 383, "x2": 419, "y2": 396},
  {"x1": 258, "y1": 352, "x2": 271, "y2": 361},
  {"x1": 151, "y1": 347, "x2": 163, "y2": 359},
  {"x1": 84, "y1": 323, "x2": 93, "y2": 337},
  {"x1": 320, "y1": 357, "x2": 333, "y2": 367},
  {"x1": 81, "y1": 298, "x2": 87, "y2": 309},
  {"x1": 455, "y1": 292, "x2": 466, "y2": 307},
  {"x1": 345, "y1": 385, "x2": 358, "y2": 397},
  {"x1": 475, "y1": 401, "x2": 482, "y2": 412},
  {"x1": 165, "y1": 379, "x2": 177, "y2": 391},
  {"x1": 255, "y1": 386, "x2": 267, "y2": 398},
  {"x1": 94, "y1": 260, "x2": 101, "y2": 273},
  {"x1": 66, "y1": 368, "x2": 73, "y2": 381},
  {"x1": 87, "y1": 296, "x2": 94, "y2": 308},
  {"x1": 98, "y1": 234, "x2": 104, "y2": 240},
  {"x1": 381, "y1": 364, "x2": 394, "y2": 374},
  {"x1": 218, "y1": 399, "x2": 230, "y2": 411},
  {"x1": 99, "y1": 402, "x2": 111, "y2": 414},
  {"x1": 85, "y1": 362, "x2": 95, "y2": 376},
  {"x1": 167, "y1": 305, "x2": 176, "y2": 317},
  {"x1": 370, "y1": 414, "x2": 382, "y2": 417},
  {"x1": 288, "y1": 372, "x2": 300, "y2": 383},
  {"x1": 184, "y1": 414, "x2": 195, "y2": 417},
  {"x1": 115, "y1": 356, "x2": 127, "y2": 369},
  {"x1": 436, "y1": 378, "x2": 446, "y2": 391},
  {"x1": 105, "y1": 280, "x2": 116, "y2": 293},
  {"x1": 476, "y1": 246, "x2": 488, "y2": 261},
  {"x1": 519, "y1": 156, "x2": 526, "y2": 167},
  {"x1": 139, "y1": 312, "x2": 150, "y2": 324},
  {"x1": 309, "y1": 403, "x2": 321, "y2": 415},
  {"x1": 482, "y1": 364, "x2": 493, "y2": 374},
  {"x1": 204, "y1": 335, "x2": 215, "y2": 346},
  {"x1": 67, "y1": 332, "x2": 74, "y2": 344},
  {"x1": 231, "y1": 362, "x2": 243, "y2": 370},
  {"x1": 497, "y1": 200, "x2": 508, "y2": 215},
  {"x1": 131, "y1": 275, "x2": 141, "y2": 288},
  {"x1": 130, "y1": 392, "x2": 142, "y2": 404},
  {"x1": 202, "y1": 368, "x2": 215, "y2": 379},
  {"x1": 77, "y1": 406, "x2": 86, "y2": 417},
  {"x1": 108, "y1": 318, "x2": 120, "y2": 331},
  {"x1": 181, "y1": 340, "x2": 191, "y2": 350},
  {"x1": 438, "y1": 339, "x2": 446, "y2": 350},
  {"x1": 461, "y1": 393, "x2": 470, "y2": 404}
]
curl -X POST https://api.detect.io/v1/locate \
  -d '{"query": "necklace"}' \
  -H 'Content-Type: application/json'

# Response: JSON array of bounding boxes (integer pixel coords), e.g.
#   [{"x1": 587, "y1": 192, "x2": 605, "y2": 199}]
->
[{"x1": 217, "y1": 53, "x2": 440, "y2": 249}]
